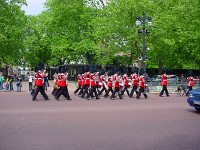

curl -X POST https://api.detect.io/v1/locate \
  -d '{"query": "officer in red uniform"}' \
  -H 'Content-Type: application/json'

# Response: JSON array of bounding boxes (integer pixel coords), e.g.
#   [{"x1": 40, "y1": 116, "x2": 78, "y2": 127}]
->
[
  {"x1": 55, "y1": 65, "x2": 71, "y2": 101},
  {"x1": 103, "y1": 70, "x2": 113, "y2": 98},
  {"x1": 32, "y1": 62, "x2": 49, "y2": 101},
  {"x1": 136, "y1": 68, "x2": 148, "y2": 99},
  {"x1": 129, "y1": 67, "x2": 139, "y2": 98},
  {"x1": 186, "y1": 70, "x2": 194, "y2": 96},
  {"x1": 159, "y1": 67, "x2": 172, "y2": 97}
]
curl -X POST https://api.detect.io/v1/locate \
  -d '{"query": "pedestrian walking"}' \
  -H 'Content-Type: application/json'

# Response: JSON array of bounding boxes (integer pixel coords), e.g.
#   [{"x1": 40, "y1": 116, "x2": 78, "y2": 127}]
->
[{"x1": 28, "y1": 73, "x2": 33, "y2": 92}]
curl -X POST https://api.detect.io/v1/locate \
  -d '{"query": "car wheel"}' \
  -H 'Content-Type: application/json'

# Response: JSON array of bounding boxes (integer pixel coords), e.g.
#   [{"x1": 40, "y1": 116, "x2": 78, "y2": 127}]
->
[{"x1": 195, "y1": 107, "x2": 200, "y2": 112}]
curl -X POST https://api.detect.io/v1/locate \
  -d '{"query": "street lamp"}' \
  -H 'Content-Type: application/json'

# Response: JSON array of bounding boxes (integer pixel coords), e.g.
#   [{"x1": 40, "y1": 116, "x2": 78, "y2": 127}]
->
[{"x1": 136, "y1": 12, "x2": 152, "y2": 71}]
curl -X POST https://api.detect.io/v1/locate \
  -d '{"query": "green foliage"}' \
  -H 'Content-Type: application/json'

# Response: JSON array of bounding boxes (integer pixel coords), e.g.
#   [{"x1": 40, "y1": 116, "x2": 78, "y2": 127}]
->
[{"x1": 1, "y1": 0, "x2": 200, "y2": 72}]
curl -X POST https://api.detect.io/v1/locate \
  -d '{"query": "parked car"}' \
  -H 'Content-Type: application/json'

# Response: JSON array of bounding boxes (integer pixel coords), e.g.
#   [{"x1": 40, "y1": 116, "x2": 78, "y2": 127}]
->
[{"x1": 187, "y1": 88, "x2": 200, "y2": 111}]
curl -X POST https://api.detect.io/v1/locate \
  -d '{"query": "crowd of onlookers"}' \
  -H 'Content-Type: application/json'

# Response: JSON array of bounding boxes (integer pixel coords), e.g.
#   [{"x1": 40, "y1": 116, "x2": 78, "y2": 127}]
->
[{"x1": 0, "y1": 72, "x2": 25, "y2": 92}]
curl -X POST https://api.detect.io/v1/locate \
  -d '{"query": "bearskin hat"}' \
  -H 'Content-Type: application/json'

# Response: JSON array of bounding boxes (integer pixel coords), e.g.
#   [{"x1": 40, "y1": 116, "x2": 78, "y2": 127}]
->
[
  {"x1": 188, "y1": 70, "x2": 193, "y2": 76},
  {"x1": 132, "y1": 67, "x2": 138, "y2": 73},
  {"x1": 100, "y1": 69, "x2": 105, "y2": 75},
  {"x1": 58, "y1": 66, "x2": 63, "y2": 73},
  {"x1": 107, "y1": 70, "x2": 113, "y2": 76},
  {"x1": 123, "y1": 67, "x2": 128, "y2": 74},
  {"x1": 89, "y1": 65, "x2": 97, "y2": 74},
  {"x1": 162, "y1": 67, "x2": 167, "y2": 73},
  {"x1": 37, "y1": 62, "x2": 45, "y2": 71},
  {"x1": 61, "y1": 65, "x2": 68, "y2": 73},
  {"x1": 85, "y1": 65, "x2": 90, "y2": 72},
  {"x1": 139, "y1": 68, "x2": 146, "y2": 76}
]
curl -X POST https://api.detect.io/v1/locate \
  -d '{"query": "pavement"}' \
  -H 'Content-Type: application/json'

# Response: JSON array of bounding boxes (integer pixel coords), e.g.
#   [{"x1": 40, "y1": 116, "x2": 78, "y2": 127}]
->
[{"x1": 0, "y1": 81, "x2": 200, "y2": 150}]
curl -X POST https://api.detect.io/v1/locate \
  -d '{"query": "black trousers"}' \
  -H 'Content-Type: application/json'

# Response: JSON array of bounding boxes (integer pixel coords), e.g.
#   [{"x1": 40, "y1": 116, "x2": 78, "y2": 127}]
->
[
  {"x1": 186, "y1": 86, "x2": 193, "y2": 96},
  {"x1": 121, "y1": 85, "x2": 130, "y2": 96},
  {"x1": 56, "y1": 86, "x2": 70, "y2": 100},
  {"x1": 81, "y1": 84, "x2": 89, "y2": 98},
  {"x1": 74, "y1": 85, "x2": 82, "y2": 94},
  {"x1": 111, "y1": 87, "x2": 123, "y2": 99},
  {"x1": 136, "y1": 87, "x2": 147, "y2": 99},
  {"x1": 129, "y1": 85, "x2": 138, "y2": 97},
  {"x1": 87, "y1": 86, "x2": 98, "y2": 99},
  {"x1": 159, "y1": 85, "x2": 169, "y2": 96},
  {"x1": 104, "y1": 87, "x2": 113, "y2": 97},
  {"x1": 32, "y1": 86, "x2": 48, "y2": 101},
  {"x1": 98, "y1": 86, "x2": 107, "y2": 95}
]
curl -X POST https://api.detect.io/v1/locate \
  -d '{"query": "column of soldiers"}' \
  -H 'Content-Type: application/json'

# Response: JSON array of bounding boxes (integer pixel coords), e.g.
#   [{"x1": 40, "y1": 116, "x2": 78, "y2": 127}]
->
[{"x1": 73, "y1": 66, "x2": 149, "y2": 100}]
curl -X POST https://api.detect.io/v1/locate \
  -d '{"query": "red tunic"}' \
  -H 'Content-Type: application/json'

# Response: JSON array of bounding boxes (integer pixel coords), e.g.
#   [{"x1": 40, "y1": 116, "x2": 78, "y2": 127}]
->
[
  {"x1": 138, "y1": 75, "x2": 145, "y2": 87},
  {"x1": 130, "y1": 73, "x2": 138, "y2": 86},
  {"x1": 187, "y1": 76, "x2": 194, "y2": 87}
]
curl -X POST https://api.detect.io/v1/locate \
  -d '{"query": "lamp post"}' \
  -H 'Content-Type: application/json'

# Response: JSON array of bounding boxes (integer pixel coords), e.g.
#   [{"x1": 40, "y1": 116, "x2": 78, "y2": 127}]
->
[{"x1": 136, "y1": 12, "x2": 152, "y2": 71}]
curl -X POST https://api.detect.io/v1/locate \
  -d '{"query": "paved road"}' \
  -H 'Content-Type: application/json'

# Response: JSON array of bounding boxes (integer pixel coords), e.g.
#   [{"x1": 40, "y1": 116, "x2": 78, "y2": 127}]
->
[{"x1": 0, "y1": 81, "x2": 200, "y2": 150}]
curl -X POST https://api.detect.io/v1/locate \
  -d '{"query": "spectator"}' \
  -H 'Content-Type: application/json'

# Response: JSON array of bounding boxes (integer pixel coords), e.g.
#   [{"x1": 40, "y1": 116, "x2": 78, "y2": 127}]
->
[
  {"x1": 0, "y1": 72, "x2": 4, "y2": 92},
  {"x1": 16, "y1": 76, "x2": 22, "y2": 92},
  {"x1": 28, "y1": 74, "x2": 33, "y2": 92},
  {"x1": 180, "y1": 74, "x2": 186, "y2": 84}
]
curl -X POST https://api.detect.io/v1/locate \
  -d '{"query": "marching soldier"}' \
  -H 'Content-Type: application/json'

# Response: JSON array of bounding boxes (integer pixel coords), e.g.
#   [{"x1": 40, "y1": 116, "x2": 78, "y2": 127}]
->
[
  {"x1": 129, "y1": 67, "x2": 139, "y2": 98},
  {"x1": 136, "y1": 68, "x2": 148, "y2": 99},
  {"x1": 103, "y1": 70, "x2": 113, "y2": 98},
  {"x1": 98, "y1": 69, "x2": 107, "y2": 96},
  {"x1": 32, "y1": 62, "x2": 49, "y2": 101},
  {"x1": 110, "y1": 71, "x2": 123, "y2": 100},
  {"x1": 121, "y1": 69, "x2": 130, "y2": 97},
  {"x1": 74, "y1": 68, "x2": 83, "y2": 95},
  {"x1": 159, "y1": 67, "x2": 172, "y2": 97},
  {"x1": 186, "y1": 70, "x2": 194, "y2": 96},
  {"x1": 81, "y1": 65, "x2": 90, "y2": 99},
  {"x1": 55, "y1": 65, "x2": 72, "y2": 101},
  {"x1": 86, "y1": 67, "x2": 100, "y2": 100}
]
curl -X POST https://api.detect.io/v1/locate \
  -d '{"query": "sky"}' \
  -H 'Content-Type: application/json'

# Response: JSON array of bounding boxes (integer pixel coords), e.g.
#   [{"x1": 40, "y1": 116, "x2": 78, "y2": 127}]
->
[{"x1": 21, "y1": 0, "x2": 46, "y2": 15}]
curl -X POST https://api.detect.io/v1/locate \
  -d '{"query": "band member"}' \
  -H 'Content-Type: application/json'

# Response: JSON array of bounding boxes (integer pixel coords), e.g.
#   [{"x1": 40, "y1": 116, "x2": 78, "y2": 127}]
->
[
  {"x1": 98, "y1": 69, "x2": 107, "y2": 96},
  {"x1": 121, "y1": 69, "x2": 130, "y2": 97},
  {"x1": 103, "y1": 70, "x2": 113, "y2": 98},
  {"x1": 32, "y1": 62, "x2": 49, "y2": 101},
  {"x1": 86, "y1": 67, "x2": 100, "y2": 100},
  {"x1": 159, "y1": 67, "x2": 172, "y2": 97},
  {"x1": 186, "y1": 70, "x2": 194, "y2": 96},
  {"x1": 81, "y1": 65, "x2": 90, "y2": 98},
  {"x1": 129, "y1": 67, "x2": 139, "y2": 98},
  {"x1": 136, "y1": 68, "x2": 148, "y2": 99},
  {"x1": 55, "y1": 65, "x2": 72, "y2": 101},
  {"x1": 110, "y1": 71, "x2": 123, "y2": 100},
  {"x1": 74, "y1": 68, "x2": 83, "y2": 95},
  {"x1": 51, "y1": 71, "x2": 58, "y2": 96}
]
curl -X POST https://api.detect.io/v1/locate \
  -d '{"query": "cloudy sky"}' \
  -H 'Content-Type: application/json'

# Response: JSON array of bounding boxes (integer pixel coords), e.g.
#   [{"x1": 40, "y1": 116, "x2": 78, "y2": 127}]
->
[{"x1": 21, "y1": 0, "x2": 46, "y2": 15}]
